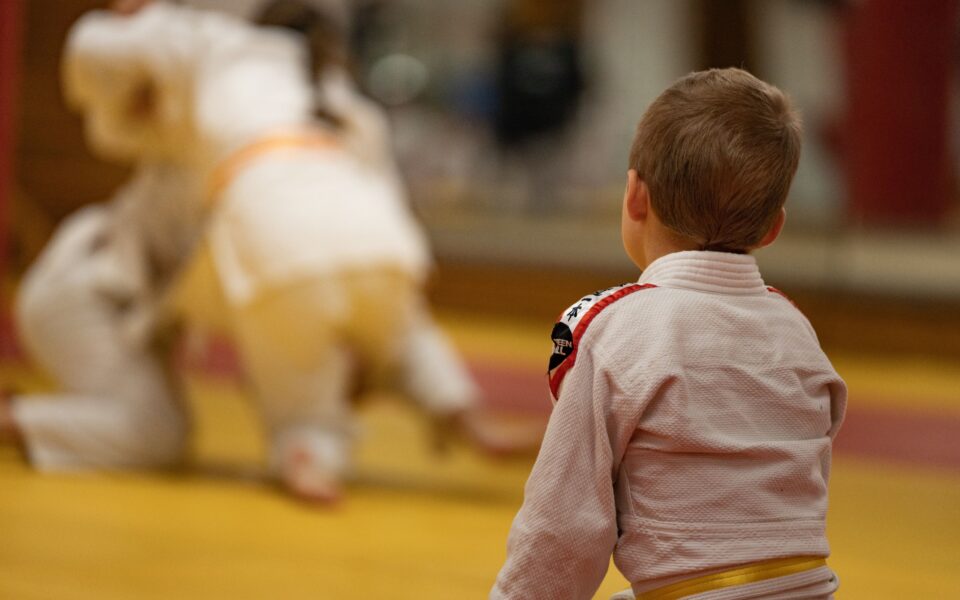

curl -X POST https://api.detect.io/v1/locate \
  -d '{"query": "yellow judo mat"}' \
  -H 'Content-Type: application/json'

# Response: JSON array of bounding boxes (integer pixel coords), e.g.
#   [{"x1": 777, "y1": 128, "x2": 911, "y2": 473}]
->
[{"x1": 1, "y1": 313, "x2": 959, "y2": 599}]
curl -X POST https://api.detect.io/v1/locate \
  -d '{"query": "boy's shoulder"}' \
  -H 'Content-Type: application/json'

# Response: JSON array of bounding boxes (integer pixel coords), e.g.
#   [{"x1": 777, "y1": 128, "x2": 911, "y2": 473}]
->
[{"x1": 548, "y1": 282, "x2": 657, "y2": 402}]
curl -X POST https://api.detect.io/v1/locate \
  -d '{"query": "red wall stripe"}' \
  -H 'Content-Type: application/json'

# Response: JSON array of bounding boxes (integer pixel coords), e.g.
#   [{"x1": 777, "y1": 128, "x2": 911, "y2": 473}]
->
[{"x1": 0, "y1": 0, "x2": 23, "y2": 283}]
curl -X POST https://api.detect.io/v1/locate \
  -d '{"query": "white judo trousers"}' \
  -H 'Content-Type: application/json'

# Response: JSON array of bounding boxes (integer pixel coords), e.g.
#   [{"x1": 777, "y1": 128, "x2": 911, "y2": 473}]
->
[
  {"x1": 220, "y1": 270, "x2": 474, "y2": 477},
  {"x1": 13, "y1": 163, "x2": 203, "y2": 469}
]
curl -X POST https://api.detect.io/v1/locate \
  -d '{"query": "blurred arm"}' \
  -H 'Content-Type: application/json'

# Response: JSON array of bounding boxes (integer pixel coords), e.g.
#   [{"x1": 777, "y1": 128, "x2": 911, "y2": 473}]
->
[
  {"x1": 491, "y1": 345, "x2": 633, "y2": 600},
  {"x1": 317, "y1": 68, "x2": 398, "y2": 176}
]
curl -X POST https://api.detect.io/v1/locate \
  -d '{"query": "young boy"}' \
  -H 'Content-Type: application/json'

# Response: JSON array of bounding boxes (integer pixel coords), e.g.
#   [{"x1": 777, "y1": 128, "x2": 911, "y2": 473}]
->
[{"x1": 491, "y1": 68, "x2": 847, "y2": 599}]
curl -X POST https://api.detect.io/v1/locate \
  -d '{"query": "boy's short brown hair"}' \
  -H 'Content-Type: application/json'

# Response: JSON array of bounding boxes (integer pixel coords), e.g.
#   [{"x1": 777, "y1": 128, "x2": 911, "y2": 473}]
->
[{"x1": 628, "y1": 68, "x2": 802, "y2": 252}]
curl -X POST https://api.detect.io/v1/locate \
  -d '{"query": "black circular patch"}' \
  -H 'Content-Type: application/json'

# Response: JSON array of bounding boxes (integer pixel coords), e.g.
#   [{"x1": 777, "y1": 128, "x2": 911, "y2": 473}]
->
[{"x1": 548, "y1": 322, "x2": 574, "y2": 372}]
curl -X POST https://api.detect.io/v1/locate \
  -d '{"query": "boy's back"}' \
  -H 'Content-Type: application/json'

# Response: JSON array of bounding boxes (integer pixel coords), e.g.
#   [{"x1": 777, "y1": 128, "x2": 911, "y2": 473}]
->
[
  {"x1": 596, "y1": 251, "x2": 843, "y2": 591},
  {"x1": 492, "y1": 68, "x2": 846, "y2": 599},
  {"x1": 494, "y1": 251, "x2": 845, "y2": 599}
]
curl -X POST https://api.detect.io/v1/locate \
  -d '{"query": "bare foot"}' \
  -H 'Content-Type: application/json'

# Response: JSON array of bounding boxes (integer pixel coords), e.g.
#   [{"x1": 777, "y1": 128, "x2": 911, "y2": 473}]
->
[
  {"x1": 434, "y1": 408, "x2": 545, "y2": 459},
  {"x1": 280, "y1": 446, "x2": 343, "y2": 505}
]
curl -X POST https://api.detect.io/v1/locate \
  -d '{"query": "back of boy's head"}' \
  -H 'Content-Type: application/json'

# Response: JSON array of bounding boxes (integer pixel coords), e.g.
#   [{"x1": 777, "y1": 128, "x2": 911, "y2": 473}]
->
[{"x1": 628, "y1": 68, "x2": 802, "y2": 252}]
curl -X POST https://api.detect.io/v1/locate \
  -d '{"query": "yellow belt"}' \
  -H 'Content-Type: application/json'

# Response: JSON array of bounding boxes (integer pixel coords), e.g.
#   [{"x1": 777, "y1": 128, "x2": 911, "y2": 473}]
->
[
  {"x1": 205, "y1": 129, "x2": 340, "y2": 208},
  {"x1": 636, "y1": 556, "x2": 828, "y2": 600}
]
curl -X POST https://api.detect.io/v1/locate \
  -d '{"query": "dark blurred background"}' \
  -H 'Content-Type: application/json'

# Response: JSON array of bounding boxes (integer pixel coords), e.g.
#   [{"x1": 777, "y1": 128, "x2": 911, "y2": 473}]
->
[{"x1": 1, "y1": 0, "x2": 959, "y2": 359}]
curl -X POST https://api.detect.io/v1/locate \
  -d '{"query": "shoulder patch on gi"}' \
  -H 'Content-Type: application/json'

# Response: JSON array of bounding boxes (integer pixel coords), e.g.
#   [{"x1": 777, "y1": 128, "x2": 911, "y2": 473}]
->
[{"x1": 548, "y1": 282, "x2": 656, "y2": 403}]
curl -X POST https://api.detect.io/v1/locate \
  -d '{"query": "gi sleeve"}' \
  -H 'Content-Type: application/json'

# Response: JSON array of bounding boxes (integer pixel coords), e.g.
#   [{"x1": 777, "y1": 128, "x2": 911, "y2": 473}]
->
[{"x1": 491, "y1": 342, "x2": 635, "y2": 600}]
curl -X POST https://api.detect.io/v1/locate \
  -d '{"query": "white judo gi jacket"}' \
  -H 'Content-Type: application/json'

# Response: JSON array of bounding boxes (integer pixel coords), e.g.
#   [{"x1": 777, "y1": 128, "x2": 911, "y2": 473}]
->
[
  {"x1": 197, "y1": 142, "x2": 430, "y2": 309},
  {"x1": 64, "y1": 2, "x2": 432, "y2": 311},
  {"x1": 492, "y1": 251, "x2": 847, "y2": 600}
]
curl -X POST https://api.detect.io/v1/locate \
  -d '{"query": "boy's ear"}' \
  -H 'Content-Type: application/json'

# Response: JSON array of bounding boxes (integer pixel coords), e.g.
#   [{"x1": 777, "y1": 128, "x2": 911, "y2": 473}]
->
[
  {"x1": 624, "y1": 169, "x2": 649, "y2": 222},
  {"x1": 756, "y1": 208, "x2": 787, "y2": 248}
]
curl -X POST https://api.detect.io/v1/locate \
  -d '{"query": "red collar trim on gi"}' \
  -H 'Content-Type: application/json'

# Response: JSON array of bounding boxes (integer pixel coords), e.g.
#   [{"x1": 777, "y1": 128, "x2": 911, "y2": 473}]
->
[
  {"x1": 205, "y1": 129, "x2": 340, "y2": 207},
  {"x1": 766, "y1": 285, "x2": 795, "y2": 305},
  {"x1": 548, "y1": 283, "x2": 657, "y2": 403}
]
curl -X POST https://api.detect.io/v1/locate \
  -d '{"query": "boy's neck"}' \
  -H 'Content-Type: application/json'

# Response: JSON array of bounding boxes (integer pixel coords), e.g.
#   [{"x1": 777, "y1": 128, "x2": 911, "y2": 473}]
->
[{"x1": 640, "y1": 222, "x2": 702, "y2": 270}]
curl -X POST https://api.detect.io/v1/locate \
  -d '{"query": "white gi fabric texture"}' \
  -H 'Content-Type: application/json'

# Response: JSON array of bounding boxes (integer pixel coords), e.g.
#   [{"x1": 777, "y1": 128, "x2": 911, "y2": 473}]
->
[
  {"x1": 491, "y1": 251, "x2": 847, "y2": 600},
  {"x1": 203, "y1": 147, "x2": 430, "y2": 306},
  {"x1": 13, "y1": 164, "x2": 203, "y2": 469}
]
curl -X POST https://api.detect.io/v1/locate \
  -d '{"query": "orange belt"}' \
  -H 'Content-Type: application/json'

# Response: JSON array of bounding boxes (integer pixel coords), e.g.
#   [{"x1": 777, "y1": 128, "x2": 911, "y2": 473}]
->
[
  {"x1": 205, "y1": 129, "x2": 340, "y2": 207},
  {"x1": 636, "y1": 556, "x2": 828, "y2": 600}
]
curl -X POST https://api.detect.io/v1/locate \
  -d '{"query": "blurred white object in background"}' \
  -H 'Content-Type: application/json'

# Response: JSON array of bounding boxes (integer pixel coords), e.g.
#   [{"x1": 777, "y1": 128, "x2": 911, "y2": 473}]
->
[{"x1": 19, "y1": 0, "x2": 486, "y2": 503}]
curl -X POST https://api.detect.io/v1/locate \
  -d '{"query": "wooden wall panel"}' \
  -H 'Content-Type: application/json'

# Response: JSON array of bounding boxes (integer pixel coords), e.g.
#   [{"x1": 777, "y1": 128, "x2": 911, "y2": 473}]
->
[{"x1": 12, "y1": 0, "x2": 129, "y2": 270}]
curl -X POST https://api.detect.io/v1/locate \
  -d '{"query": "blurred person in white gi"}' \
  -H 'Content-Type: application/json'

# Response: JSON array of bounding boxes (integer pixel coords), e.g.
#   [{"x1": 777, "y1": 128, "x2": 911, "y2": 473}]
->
[{"x1": 8, "y1": 0, "x2": 501, "y2": 505}]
